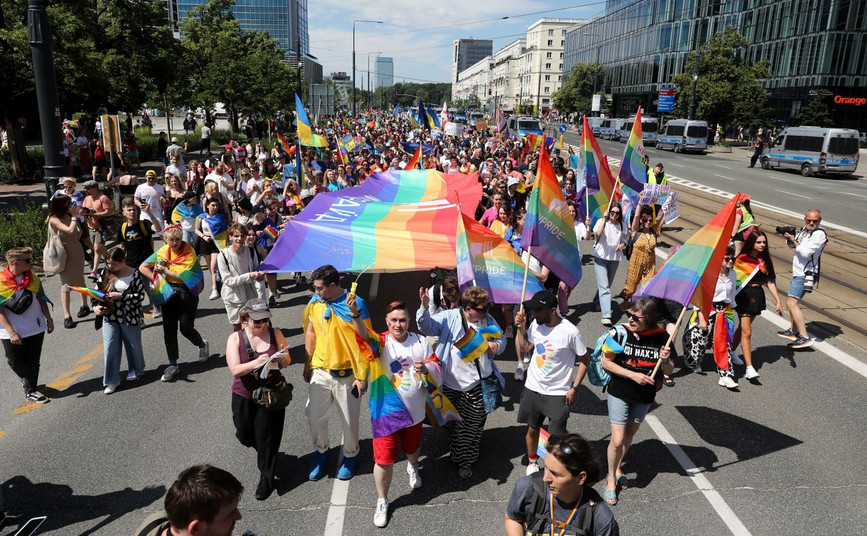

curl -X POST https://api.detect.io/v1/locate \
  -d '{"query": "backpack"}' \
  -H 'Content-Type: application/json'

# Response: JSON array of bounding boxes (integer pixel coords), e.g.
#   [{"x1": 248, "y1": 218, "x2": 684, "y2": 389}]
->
[
  {"x1": 588, "y1": 324, "x2": 628, "y2": 388},
  {"x1": 429, "y1": 266, "x2": 457, "y2": 309},
  {"x1": 524, "y1": 471, "x2": 599, "y2": 536},
  {"x1": 121, "y1": 220, "x2": 154, "y2": 251}
]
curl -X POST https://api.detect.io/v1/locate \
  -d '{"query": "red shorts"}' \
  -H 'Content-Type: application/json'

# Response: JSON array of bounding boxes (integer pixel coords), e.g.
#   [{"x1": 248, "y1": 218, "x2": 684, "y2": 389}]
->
[{"x1": 372, "y1": 422, "x2": 423, "y2": 465}]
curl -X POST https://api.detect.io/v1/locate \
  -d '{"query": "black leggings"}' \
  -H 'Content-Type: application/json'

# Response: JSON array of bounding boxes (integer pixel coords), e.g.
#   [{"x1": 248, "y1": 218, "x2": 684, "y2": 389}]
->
[
  {"x1": 162, "y1": 285, "x2": 204, "y2": 364},
  {"x1": 3, "y1": 332, "x2": 45, "y2": 394},
  {"x1": 232, "y1": 393, "x2": 286, "y2": 481}
]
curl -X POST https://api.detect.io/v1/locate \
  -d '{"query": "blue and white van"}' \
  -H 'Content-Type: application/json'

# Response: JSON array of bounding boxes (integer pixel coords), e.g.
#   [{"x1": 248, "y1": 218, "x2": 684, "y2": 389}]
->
[
  {"x1": 761, "y1": 127, "x2": 859, "y2": 177},
  {"x1": 657, "y1": 119, "x2": 708, "y2": 153},
  {"x1": 507, "y1": 116, "x2": 544, "y2": 138},
  {"x1": 599, "y1": 118, "x2": 627, "y2": 141},
  {"x1": 620, "y1": 116, "x2": 659, "y2": 145}
]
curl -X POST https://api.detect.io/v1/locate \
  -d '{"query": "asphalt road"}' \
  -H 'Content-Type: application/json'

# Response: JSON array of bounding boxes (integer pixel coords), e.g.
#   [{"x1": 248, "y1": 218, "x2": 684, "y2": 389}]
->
[{"x1": 1, "y1": 234, "x2": 865, "y2": 535}]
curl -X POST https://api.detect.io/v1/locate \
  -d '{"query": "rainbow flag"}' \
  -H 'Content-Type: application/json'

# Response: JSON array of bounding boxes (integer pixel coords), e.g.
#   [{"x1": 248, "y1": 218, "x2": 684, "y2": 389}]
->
[
  {"x1": 67, "y1": 286, "x2": 108, "y2": 301},
  {"x1": 636, "y1": 193, "x2": 739, "y2": 319},
  {"x1": 197, "y1": 213, "x2": 228, "y2": 249},
  {"x1": 171, "y1": 201, "x2": 203, "y2": 224},
  {"x1": 295, "y1": 94, "x2": 328, "y2": 147},
  {"x1": 405, "y1": 143, "x2": 422, "y2": 170},
  {"x1": 144, "y1": 243, "x2": 204, "y2": 305},
  {"x1": 733, "y1": 254, "x2": 768, "y2": 295},
  {"x1": 0, "y1": 267, "x2": 51, "y2": 307},
  {"x1": 357, "y1": 332, "x2": 416, "y2": 438},
  {"x1": 454, "y1": 324, "x2": 503, "y2": 364},
  {"x1": 422, "y1": 362, "x2": 462, "y2": 426},
  {"x1": 527, "y1": 133, "x2": 553, "y2": 152},
  {"x1": 456, "y1": 211, "x2": 544, "y2": 304},
  {"x1": 276, "y1": 132, "x2": 292, "y2": 152},
  {"x1": 536, "y1": 427, "x2": 551, "y2": 458},
  {"x1": 520, "y1": 142, "x2": 582, "y2": 289},
  {"x1": 618, "y1": 107, "x2": 648, "y2": 195},
  {"x1": 579, "y1": 115, "x2": 618, "y2": 227},
  {"x1": 257, "y1": 225, "x2": 280, "y2": 248},
  {"x1": 336, "y1": 137, "x2": 350, "y2": 165}
]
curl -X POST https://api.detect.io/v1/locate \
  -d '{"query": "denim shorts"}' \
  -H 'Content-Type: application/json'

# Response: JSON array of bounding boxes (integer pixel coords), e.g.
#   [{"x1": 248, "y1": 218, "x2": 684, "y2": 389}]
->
[
  {"x1": 607, "y1": 393, "x2": 651, "y2": 425},
  {"x1": 788, "y1": 275, "x2": 806, "y2": 300}
]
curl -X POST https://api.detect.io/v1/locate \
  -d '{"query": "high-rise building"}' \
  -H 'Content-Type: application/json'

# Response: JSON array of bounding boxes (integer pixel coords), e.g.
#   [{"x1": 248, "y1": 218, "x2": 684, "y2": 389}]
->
[
  {"x1": 374, "y1": 56, "x2": 394, "y2": 90},
  {"x1": 452, "y1": 39, "x2": 493, "y2": 83},
  {"x1": 167, "y1": 0, "x2": 309, "y2": 57}
]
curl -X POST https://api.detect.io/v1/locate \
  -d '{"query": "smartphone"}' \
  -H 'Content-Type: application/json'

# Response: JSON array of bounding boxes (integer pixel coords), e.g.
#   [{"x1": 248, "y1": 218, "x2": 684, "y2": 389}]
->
[{"x1": 350, "y1": 385, "x2": 360, "y2": 398}]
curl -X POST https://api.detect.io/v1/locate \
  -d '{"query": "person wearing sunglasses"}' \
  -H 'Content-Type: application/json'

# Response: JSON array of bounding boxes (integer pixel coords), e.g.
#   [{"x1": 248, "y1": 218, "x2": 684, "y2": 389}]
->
[
  {"x1": 225, "y1": 298, "x2": 291, "y2": 500},
  {"x1": 600, "y1": 297, "x2": 672, "y2": 506},
  {"x1": 778, "y1": 210, "x2": 827, "y2": 350},
  {"x1": 505, "y1": 433, "x2": 619, "y2": 536},
  {"x1": 619, "y1": 204, "x2": 661, "y2": 311},
  {"x1": 592, "y1": 203, "x2": 629, "y2": 326},
  {"x1": 417, "y1": 285, "x2": 506, "y2": 479}
]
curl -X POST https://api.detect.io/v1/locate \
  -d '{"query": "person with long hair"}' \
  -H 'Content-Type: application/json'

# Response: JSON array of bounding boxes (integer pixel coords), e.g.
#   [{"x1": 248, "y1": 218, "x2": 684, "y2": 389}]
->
[
  {"x1": 601, "y1": 297, "x2": 672, "y2": 506},
  {"x1": 196, "y1": 198, "x2": 229, "y2": 300},
  {"x1": 592, "y1": 204, "x2": 628, "y2": 326},
  {"x1": 619, "y1": 204, "x2": 661, "y2": 310},
  {"x1": 731, "y1": 194, "x2": 758, "y2": 256},
  {"x1": 732, "y1": 230, "x2": 783, "y2": 380},
  {"x1": 218, "y1": 224, "x2": 266, "y2": 332},
  {"x1": 46, "y1": 194, "x2": 90, "y2": 328},
  {"x1": 489, "y1": 204, "x2": 512, "y2": 237},
  {"x1": 93, "y1": 246, "x2": 146, "y2": 394}
]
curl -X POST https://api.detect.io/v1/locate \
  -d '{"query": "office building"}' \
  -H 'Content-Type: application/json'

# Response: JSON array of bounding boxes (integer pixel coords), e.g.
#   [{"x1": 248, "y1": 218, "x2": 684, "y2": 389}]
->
[
  {"x1": 374, "y1": 56, "x2": 394, "y2": 91},
  {"x1": 563, "y1": 0, "x2": 867, "y2": 129},
  {"x1": 452, "y1": 39, "x2": 493, "y2": 83}
]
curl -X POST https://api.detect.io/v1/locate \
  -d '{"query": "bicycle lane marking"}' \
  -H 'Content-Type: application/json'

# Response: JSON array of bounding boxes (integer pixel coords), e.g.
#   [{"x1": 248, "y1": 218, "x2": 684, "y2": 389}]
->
[{"x1": 12, "y1": 343, "x2": 104, "y2": 415}]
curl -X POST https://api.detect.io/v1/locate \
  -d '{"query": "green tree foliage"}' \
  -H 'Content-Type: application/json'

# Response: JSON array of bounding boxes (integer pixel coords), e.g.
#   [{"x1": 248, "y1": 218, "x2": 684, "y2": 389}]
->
[
  {"x1": 794, "y1": 97, "x2": 834, "y2": 127},
  {"x1": 386, "y1": 83, "x2": 452, "y2": 107},
  {"x1": 552, "y1": 63, "x2": 605, "y2": 115},
  {"x1": 672, "y1": 28, "x2": 770, "y2": 127}
]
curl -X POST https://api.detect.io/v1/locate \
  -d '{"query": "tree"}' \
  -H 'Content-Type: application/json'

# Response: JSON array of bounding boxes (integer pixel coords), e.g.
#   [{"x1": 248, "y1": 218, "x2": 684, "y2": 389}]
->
[
  {"x1": 672, "y1": 28, "x2": 770, "y2": 128},
  {"x1": 794, "y1": 97, "x2": 833, "y2": 127},
  {"x1": 552, "y1": 63, "x2": 605, "y2": 116}
]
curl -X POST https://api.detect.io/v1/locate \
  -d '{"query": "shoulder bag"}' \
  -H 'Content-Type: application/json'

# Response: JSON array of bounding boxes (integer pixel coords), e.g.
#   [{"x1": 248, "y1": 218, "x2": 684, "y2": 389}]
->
[
  {"x1": 43, "y1": 223, "x2": 67, "y2": 274},
  {"x1": 240, "y1": 328, "x2": 293, "y2": 411}
]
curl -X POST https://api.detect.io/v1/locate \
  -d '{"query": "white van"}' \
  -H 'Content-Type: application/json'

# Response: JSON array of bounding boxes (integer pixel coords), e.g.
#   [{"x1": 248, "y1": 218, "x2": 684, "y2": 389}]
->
[
  {"x1": 657, "y1": 119, "x2": 708, "y2": 153},
  {"x1": 599, "y1": 119, "x2": 627, "y2": 141},
  {"x1": 761, "y1": 127, "x2": 860, "y2": 177},
  {"x1": 620, "y1": 116, "x2": 659, "y2": 145}
]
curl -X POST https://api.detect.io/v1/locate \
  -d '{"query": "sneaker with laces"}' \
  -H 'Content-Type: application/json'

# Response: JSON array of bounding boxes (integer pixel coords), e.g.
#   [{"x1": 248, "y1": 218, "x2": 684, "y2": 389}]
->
[
  {"x1": 209, "y1": 288, "x2": 220, "y2": 300},
  {"x1": 25, "y1": 391, "x2": 50, "y2": 404},
  {"x1": 601, "y1": 317, "x2": 612, "y2": 327},
  {"x1": 126, "y1": 370, "x2": 142, "y2": 381},
  {"x1": 514, "y1": 366, "x2": 525, "y2": 382},
  {"x1": 63, "y1": 317, "x2": 74, "y2": 329},
  {"x1": 198, "y1": 340, "x2": 210, "y2": 362},
  {"x1": 730, "y1": 351, "x2": 744, "y2": 366},
  {"x1": 104, "y1": 382, "x2": 119, "y2": 395},
  {"x1": 525, "y1": 461, "x2": 540, "y2": 475},
  {"x1": 407, "y1": 463, "x2": 422, "y2": 489},
  {"x1": 718, "y1": 376, "x2": 739, "y2": 389},
  {"x1": 776, "y1": 328, "x2": 798, "y2": 341},
  {"x1": 373, "y1": 498, "x2": 389, "y2": 528},
  {"x1": 788, "y1": 336, "x2": 813, "y2": 349},
  {"x1": 744, "y1": 366, "x2": 760, "y2": 380},
  {"x1": 77, "y1": 305, "x2": 91, "y2": 318},
  {"x1": 161, "y1": 364, "x2": 179, "y2": 382},
  {"x1": 152, "y1": 307, "x2": 162, "y2": 318}
]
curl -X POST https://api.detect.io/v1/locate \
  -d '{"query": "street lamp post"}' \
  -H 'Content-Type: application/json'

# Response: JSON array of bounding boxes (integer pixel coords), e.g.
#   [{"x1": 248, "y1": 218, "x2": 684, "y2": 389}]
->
[
  {"x1": 352, "y1": 19, "x2": 383, "y2": 115},
  {"x1": 584, "y1": 32, "x2": 601, "y2": 116}
]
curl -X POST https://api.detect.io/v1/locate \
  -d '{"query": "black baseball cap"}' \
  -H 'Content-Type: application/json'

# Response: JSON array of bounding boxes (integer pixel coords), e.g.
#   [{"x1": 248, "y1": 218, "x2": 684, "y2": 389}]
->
[{"x1": 523, "y1": 289, "x2": 557, "y2": 310}]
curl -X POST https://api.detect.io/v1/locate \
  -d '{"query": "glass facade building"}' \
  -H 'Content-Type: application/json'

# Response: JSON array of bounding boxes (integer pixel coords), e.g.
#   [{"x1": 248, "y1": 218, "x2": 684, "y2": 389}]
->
[{"x1": 563, "y1": 0, "x2": 867, "y2": 129}]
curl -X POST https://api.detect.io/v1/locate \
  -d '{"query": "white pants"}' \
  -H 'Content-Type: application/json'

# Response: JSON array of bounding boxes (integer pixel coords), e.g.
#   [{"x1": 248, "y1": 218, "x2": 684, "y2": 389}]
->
[{"x1": 306, "y1": 368, "x2": 361, "y2": 458}]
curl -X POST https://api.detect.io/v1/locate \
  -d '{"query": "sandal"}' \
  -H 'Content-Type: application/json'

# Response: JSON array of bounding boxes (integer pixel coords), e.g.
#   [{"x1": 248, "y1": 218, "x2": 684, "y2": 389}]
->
[
  {"x1": 616, "y1": 475, "x2": 629, "y2": 490},
  {"x1": 458, "y1": 465, "x2": 473, "y2": 479},
  {"x1": 663, "y1": 375, "x2": 675, "y2": 387},
  {"x1": 602, "y1": 488, "x2": 617, "y2": 506}
]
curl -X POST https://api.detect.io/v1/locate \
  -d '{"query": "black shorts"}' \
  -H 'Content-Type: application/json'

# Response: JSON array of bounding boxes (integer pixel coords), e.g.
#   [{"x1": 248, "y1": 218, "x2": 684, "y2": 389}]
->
[
  {"x1": 516, "y1": 387, "x2": 570, "y2": 435},
  {"x1": 735, "y1": 285, "x2": 766, "y2": 316},
  {"x1": 198, "y1": 237, "x2": 220, "y2": 255}
]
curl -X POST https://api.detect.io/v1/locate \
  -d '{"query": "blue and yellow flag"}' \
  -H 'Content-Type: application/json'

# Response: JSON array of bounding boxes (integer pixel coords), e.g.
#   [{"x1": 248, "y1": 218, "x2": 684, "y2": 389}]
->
[{"x1": 295, "y1": 94, "x2": 328, "y2": 147}]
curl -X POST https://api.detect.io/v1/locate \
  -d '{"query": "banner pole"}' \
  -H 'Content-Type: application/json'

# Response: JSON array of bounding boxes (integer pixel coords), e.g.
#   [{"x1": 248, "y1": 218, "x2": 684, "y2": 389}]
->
[{"x1": 650, "y1": 305, "x2": 687, "y2": 379}]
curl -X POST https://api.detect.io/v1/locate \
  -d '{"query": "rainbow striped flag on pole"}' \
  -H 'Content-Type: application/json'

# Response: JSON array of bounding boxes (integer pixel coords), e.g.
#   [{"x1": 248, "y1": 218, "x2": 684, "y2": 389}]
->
[
  {"x1": 618, "y1": 107, "x2": 648, "y2": 194},
  {"x1": 66, "y1": 286, "x2": 108, "y2": 301},
  {"x1": 579, "y1": 115, "x2": 619, "y2": 227}
]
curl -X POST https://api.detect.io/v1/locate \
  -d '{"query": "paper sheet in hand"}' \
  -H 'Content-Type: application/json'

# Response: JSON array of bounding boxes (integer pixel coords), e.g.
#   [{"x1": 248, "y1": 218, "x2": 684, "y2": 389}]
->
[{"x1": 254, "y1": 353, "x2": 288, "y2": 380}]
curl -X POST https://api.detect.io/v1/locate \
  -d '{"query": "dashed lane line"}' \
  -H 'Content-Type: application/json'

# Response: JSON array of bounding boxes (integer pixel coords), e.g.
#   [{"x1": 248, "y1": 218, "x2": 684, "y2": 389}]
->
[{"x1": 12, "y1": 343, "x2": 103, "y2": 415}]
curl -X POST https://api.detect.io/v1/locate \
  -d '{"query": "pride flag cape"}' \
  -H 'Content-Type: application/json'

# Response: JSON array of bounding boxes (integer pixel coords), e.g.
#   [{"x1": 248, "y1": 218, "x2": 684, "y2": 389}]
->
[
  {"x1": 520, "y1": 142, "x2": 582, "y2": 289},
  {"x1": 294, "y1": 94, "x2": 328, "y2": 147},
  {"x1": 637, "y1": 193, "x2": 739, "y2": 320},
  {"x1": 171, "y1": 202, "x2": 203, "y2": 224},
  {"x1": 67, "y1": 286, "x2": 108, "y2": 301},
  {"x1": 197, "y1": 213, "x2": 228, "y2": 250},
  {"x1": 579, "y1": 115, "x2": 618, "y2": 227},
  {"x1": 358, "y1": 332, "x2": 416, "y2": 438},
  {"x1": 456, "y1": 211, "x2": 544, "y2": 304},
  {"x1": 618, "y1": 107, "x2": 648, "y2": 196},
  {"x1": 733, "y1": 254, "x2": 768, "y2": 295},
  {"x1": 0, "y1": 267, "x2": 51, "y2": 307},
  {"x1": 145, "y1": 243, "x2": 204, "y2": 306},
  {"x1": 405, "y1": 143, "x2": 423, "y2": 170},
  {"x1": 260, "y1": 170, "x2": 483, "y2": 273},
  {"x1": 454, "y1": 324, "x2": 503, "y2": 364}
]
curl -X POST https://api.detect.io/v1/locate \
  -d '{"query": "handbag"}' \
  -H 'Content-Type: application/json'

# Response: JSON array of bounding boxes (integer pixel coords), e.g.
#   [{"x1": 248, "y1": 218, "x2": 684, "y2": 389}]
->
[
  {"x1": 252, "y1": 377, "x2": 293, "y2": 411},
  {"x1": 623, "y1": 233, "x2": 639, "y2": 260},
  {"x1": 42, "y1": 224, "x2": 67, "y2": 274},
  {"x1": 478, "y1": 369, "x2": 503, "y2": 414}
]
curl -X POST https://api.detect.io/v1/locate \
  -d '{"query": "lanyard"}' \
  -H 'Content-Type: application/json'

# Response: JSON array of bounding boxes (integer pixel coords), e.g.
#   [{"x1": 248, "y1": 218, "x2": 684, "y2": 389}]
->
[{"x1": 548, "y1": 489, "x2": 581, "y2": 536}]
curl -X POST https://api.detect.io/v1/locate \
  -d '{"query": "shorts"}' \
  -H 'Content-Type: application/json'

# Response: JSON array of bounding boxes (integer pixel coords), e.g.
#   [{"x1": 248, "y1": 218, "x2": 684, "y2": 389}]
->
[
  {"x1": 372, "y1": 422, "x2": 423, "y2": 465},
  {"x1": 516, "y1": 387, "x2": 570, "y2": 435},
  {"x1": 735, "y1": 285, "x2": 766, "y2": 316},
  {"x1": 93, "y1": 158, "x2": 106, "y2": 168},
  {"x1": 607, "y1": 393, "x2": 651, "y2": 425},
  {"x1": 788, "y1": 275, "x2": 806, "y2": 300},
  {"x1": 88, "y1": 228, "x2": 104, "y2": 245},
  {"x1": 198, "y1": 237, "x2": 220, "y2": 255}
]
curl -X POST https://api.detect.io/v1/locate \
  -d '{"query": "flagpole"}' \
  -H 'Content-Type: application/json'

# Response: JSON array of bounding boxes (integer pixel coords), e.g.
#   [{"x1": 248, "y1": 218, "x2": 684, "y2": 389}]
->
[
  {"x1": 518, "y1": 245, "x2": 532, "y2": 316},
  {"x1": 594, "y1": 178, "x2": 619, "y2": 246},
  {"x1": 650, "y1": 305, "x2": 687, "y2": 379},
  {"x1": 454, "y1": 193, "x2": 476, "y2": 287}
]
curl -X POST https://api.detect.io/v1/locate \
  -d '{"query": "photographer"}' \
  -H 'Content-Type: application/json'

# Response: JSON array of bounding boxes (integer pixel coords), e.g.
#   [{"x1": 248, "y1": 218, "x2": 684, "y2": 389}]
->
[{"x1": 777, "y1": 210, "x2": 827, "y2": 349}]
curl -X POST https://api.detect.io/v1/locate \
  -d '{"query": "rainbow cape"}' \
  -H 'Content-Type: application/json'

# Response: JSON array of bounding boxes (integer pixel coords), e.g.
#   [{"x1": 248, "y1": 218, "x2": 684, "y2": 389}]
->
[
  {"x1": 67, "y1": 286, "x2": 108, "y2": 301},
  {"x1": 520, "y1": 141, "x2": 582, "y2": 288},
  {"x1": 456, "y1": 211, "x2": 544, "y2": 304},
  {"x1": 357, "y1": 332, "x2": 416, "y2": 438},
  {"x1": 171, "y1": 201, "x2": 203, "y2": 223},
  {"x1": 618, "y1": 107, "x2": 648, "y2": 199},
  {"x1": 579, "y1": 115, "x2": 619, "y2": 227},
  {"x1": 636, "y1": 193, "x2": 739, "y2": 319},
  {"x1": 145, "y1": 243, "x2": 204, "y2": 305},
  {"x1": 454, "y1": 324, "x2": 503, "y2": 364},
  {"x1": 0, "y1": 267, "x2": 51, "y2": 307},
  {"x1": 733, "y1": 254, "x2": 768, "y2": 295},
  {"x1": 294, "y1": 94, "x2": 328, "y2": 147},
  {"x1": 197, "y1": 213, "x2": 228, "y2": 250}
]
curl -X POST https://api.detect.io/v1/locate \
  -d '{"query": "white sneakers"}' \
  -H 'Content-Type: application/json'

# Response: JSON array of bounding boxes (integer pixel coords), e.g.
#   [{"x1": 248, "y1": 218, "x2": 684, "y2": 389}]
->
[
  {"x1": 373, "y1": 498, "x2": 389, "y2": 528},
  {"x1": 718, "y1": 376, "x2": 739, "y2": 389},
  {"x1": 198, "y1": 340, "x2": 210, "y2": 362},
  {"x1": 407, "y1": 463, "x2": 422, "y2": 489},
  {"x1": 601, "y1": 317, "x2": 612, "y2": 326},
  {"x1": 126, "y1": 370, "x2": 142, "y2": 381},
  {"x1": 209, "y1": 288, "x2": 220, "y2": 300},
  {"x1": 526, "y1": 461, "x2": 540, "y2": 475},
  {"x1": 744, "y1": 366, "x2": 760, "y2": 380},
  {"x1": 514, "y1": 365, "x2": 525, "y2": 382},
  {"x1": 104, "y1": 382, "x2": 119, "y2": 395},
  {"x1": 161, "y1": 364, "x2": 179, "y2": 382}
]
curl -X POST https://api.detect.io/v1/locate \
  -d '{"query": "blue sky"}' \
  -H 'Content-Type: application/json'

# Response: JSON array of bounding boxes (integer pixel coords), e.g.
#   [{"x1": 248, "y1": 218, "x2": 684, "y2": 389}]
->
[{"x1": 308, "y1": 1, "x2": 603, "y2": 86}]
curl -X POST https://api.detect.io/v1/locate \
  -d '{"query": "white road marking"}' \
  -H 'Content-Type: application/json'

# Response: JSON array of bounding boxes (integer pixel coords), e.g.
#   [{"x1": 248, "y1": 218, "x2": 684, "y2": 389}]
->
[
  {"x1": 324, "y1": 477, "x2": 351, "y2": 536},
  {"x1": 713, "y1": 174, "x2": 735, "y2": 181},
  {"x1": 766, "y1": 175, "x2": 797, "y2": 183},
  {"x1": 645, "y1": 416, "x2": 753, "y2": 536},
  {"x1": 714, "y1": 164, "x2": 733, "y2": 170},
  {"x1": 667, "y1": 161, "x2": 685, "y2": 168},
  {"x1": 844, "y1": 192, "x2": 867, "y2": 200},
  {"x1": 784, "y1": 191, "x2": 812, "y2": 199}
]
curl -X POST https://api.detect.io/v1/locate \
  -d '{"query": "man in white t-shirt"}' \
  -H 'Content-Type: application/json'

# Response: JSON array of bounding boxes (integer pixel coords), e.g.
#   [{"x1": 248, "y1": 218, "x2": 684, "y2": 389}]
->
[
  {"x1": 134, "y1": 170, "x2": 165, "y2": 236},
  {"x1": 204, "y1": 162, "x2": 235, "y2": 199},
  {"x1": 200, "y1": 123, "x2": 211, "y2": 154},
  {"x1": 513, "y1": 289, "x2": 590, "y2": 475}
]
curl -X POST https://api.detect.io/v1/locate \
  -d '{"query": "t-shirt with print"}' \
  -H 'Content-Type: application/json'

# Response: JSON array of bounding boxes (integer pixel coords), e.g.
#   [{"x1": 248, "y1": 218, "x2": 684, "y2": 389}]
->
[
  {"x1": 524, "y1": 319, "x2": 587, "y2": 396},
  {"x1": 606, "y1": 326, "x2": 668, "y2": 405},
  {"x1": 117, "y1": 219, "x2": 155, "y2": 269},
  {"x1": 380, "y1": 332, "x2": 438, "y2": 425}
]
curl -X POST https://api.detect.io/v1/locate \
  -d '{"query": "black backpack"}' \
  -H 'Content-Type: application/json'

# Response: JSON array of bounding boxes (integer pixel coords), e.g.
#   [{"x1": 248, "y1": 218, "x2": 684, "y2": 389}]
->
[{"x1": 524, "y1": 472, "x2": 599, "y2": 536}]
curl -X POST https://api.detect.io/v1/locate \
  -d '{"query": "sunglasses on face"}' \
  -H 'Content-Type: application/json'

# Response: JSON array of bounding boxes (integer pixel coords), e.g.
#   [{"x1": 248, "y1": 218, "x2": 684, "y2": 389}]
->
[
  {"x1": 469, "y1": 303, "x2": 490, "y2": 313},
  {"x1": 724, "y1": 256, "x2": 735, "y2": 262},
  {"x1": 610, "y1": 211, "x2": 621, "y2": 216},
  {"x1": 249, "y1": 318, "x2": 269, "y2": 325},
  {"x1": 641, "y1": 218, "x2": 652, "y2": 223},
  {"x1": 627, "y1": 312, "x2": 645, "y2": 322}
]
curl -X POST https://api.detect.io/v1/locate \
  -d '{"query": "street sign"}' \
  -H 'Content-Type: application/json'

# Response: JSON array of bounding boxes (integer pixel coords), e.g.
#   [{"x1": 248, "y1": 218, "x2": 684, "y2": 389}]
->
[
  {"x1": 592, "y1": 95, "x2": 602, "y2": 112},
  {"x1": 657, "y1": 86, "x2": 676, "y2": 113},
  {"x1": 558, "y1": 124, "x2": 568, "y2": 133},
  {"x1": 100, "y1": 114, "x2": 122, "y2": 153}
]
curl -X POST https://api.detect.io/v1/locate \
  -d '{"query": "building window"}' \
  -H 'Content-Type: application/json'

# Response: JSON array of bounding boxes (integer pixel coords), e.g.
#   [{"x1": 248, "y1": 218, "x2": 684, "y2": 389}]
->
[
  {"x1": 558, "y1": 64, "x2": 562, "y2": 70},
  {"x1": 543, "y1": 98, "x2": 550, "y2": 103},
  {"x1": 548, "y1": 29, "x2": 554, "y2": 36},
  {"x1": 561, "y1": 40, "x2": 564, "y2": 46},
  {"x1": 545, "y1": 63, "x2": 552, "y2": 69},
  {"x1": 547, "y1": 40, "x2": 553, "y2": 46},
  {"x1": 558, "y1": 75, "x2": 562, "y2": 81},
  {"x1": 545, "y1": 74, "x2": 551, "y2": 81},
  {"x1": 561, "y1": 29, "x2": 566, "y2": 36},
  {"x1": 544, "y1": 87, "x2": 550, "y2": 93},
  {"x1": 560, "y1": 52, "x2": 564, "y2": 59},
  {"x1": 546, "y1": 52, "x2": 552, "y2": 59}
]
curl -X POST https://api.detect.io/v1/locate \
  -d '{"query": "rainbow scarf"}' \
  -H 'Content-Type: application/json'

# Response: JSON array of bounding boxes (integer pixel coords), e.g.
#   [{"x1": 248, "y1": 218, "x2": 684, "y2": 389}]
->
[
  {"x1": 171, "y1": 201, "x2": 203, "y2": 223},
  {"x1": 145, "y1": 243, "x2": 204, "y2": 305},
  {"x1": 454, "y1": 324, "x2": 503, "y2": 364},
  {"x1": 67, "y1": 286, "x2": 108, "y2": 301},
  {"x1": 0, "y1": 267, "x2": 51, "y2": 307},
  {"x1": 733, "y1": 254, "x2": 765, "y2": 295},
  {"x1": 197, "y1": 213, "x2": 228, "y2": 250},
  {"x1": 423, "y1": 361, "x2": 462, "y2": 426}
]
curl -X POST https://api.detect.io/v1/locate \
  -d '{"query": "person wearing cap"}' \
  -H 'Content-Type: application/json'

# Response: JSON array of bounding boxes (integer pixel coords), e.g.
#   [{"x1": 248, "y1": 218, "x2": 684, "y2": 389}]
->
[
  {"x1": 218, "y1": 223, "x2": 266, "y2": 331},
  {"x1": 135, "y1": 170, "x2": 165, "y2": 237},
  {"x1": 81, "y1": 180, "x2": 112, "y2": 278},
  {"x1": 226, "y1": 298, "x2": 291, "y2": 500},
  {"x1": 166, "y1": 136, "x2": 186, "y2": 165},
  {"x1": 513, "y1": 290, "x2": 590, "y2": 475},
  {"x1": 646, "y1": 162, "x2": 668, "y2": 186}
]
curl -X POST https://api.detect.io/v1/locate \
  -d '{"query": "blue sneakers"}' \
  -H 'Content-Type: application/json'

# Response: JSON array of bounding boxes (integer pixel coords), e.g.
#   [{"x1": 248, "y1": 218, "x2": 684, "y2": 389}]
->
[
  {"x1": 337, "y1": 455, "x2": 359, "y2": 480},
  {"x1": 308, "y1": 450, "x2": 330, "y2": 481}
]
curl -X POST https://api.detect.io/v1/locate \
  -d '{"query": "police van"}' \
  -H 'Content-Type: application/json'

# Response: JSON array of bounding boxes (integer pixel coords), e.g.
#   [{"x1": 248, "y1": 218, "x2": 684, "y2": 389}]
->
[
  {"x1": 507, "y1": 116, "x2": 544, "y2": 138},
  {"x1": 599, "y1": 118, "x2": 627, "y2": 141},
  {"x1": 656, "y1": 119, "x2": 708, "y2": 153},
  {"x1": 761, "y1": 126, "x2": 860, "y2": 177},
  {"x1": 620, "y1": 116, "x2": 659, "y2": 145}
]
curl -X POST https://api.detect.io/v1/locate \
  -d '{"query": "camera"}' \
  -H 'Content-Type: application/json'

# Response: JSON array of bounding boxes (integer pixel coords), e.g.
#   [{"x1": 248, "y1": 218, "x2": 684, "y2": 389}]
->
[
  {"x1": 775, "y1": 226, "x2": 797, "y2": 236},
  {"x1": 803, "y1": 271, "x2": 815, "y2": 293}
]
